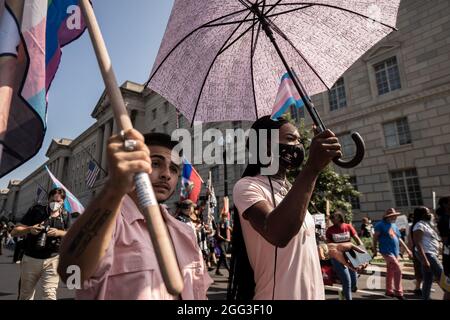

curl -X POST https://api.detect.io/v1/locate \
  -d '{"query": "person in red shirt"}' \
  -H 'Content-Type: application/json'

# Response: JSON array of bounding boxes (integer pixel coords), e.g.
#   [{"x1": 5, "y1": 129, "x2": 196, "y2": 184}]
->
[{"x1": 326, "y1": 211, "x2": 364, "y2": 300}]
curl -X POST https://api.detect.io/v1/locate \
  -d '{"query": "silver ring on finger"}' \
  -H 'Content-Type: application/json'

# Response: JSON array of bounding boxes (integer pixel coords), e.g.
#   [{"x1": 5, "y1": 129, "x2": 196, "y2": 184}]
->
[{"x1": 124, "y1": 139, "x2": 137, "y2": 152}]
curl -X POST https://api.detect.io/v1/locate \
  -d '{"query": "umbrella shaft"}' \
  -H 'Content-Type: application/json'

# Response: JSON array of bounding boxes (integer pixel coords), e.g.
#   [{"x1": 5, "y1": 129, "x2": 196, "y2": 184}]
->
[{"x1": 258, "y1": 14, "x2": 327, "y2": 132}]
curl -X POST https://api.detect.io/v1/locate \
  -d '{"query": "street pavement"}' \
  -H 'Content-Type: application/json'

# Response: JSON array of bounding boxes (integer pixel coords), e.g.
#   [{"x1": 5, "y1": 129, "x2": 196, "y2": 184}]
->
[{"x1": 0, "y1": 248, "x2": 445, "y2": 300}]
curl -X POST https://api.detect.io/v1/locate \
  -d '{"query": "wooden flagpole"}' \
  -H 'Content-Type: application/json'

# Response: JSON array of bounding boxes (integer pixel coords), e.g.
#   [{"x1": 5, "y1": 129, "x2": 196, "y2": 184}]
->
[{"x1": 79, "y1": 0, "x2": 184, "y2": 295}]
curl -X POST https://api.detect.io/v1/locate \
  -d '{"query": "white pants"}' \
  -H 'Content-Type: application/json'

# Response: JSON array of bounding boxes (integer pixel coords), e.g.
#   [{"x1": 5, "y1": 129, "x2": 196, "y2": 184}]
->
[{"x1": 19, "y1": 255, "x2": 60, "y2": 300}]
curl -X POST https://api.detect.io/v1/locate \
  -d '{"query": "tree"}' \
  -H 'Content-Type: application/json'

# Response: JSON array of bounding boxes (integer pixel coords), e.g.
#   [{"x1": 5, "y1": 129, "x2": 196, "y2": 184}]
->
[{"x1": 287, "y1": 118, "x2": 360, "y2": 223}]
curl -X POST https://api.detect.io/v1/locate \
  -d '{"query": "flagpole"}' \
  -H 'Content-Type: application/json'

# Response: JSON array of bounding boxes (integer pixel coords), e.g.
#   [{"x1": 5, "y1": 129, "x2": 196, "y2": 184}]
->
[
  {"x1": 80, "y1": 144, "x2": 107, "y2": 175},
  {"x1": 79, "y1": 0, "x2": 184, "y2": 295}
]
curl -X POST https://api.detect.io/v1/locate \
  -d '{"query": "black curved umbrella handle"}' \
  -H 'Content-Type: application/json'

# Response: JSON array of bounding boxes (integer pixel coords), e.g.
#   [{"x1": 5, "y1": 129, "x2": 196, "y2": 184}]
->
[
  {"x1": 333, "y1": 132, "x2": 366, "y2": 169},
  {"x1": 260, "y1": 22, "x2": 366, "y2": 169}
]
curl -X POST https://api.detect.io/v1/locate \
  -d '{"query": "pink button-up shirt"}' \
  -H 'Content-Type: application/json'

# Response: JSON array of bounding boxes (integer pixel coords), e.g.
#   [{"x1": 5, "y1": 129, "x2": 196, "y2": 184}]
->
[{"x1": 76, "y1": 196, "x2": 213, "y2": 300}]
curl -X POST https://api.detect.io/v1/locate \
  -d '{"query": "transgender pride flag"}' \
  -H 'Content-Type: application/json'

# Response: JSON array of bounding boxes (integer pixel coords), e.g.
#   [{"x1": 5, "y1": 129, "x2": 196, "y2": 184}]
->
[
  {"x1": 0, "y1": 0, "x2": 86, "y2": 178},
  {"x1": 45, "y1": 165, "x2": 85, "y2": 214},
  {"x1": 271, "y1": 73, "x2": 305, "y2": 121}
]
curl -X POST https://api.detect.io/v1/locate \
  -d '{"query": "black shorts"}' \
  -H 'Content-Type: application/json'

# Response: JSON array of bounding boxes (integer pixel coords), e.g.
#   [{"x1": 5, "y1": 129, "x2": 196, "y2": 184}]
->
[
  {"x1": 443, "y1": 254, "x2": 450, "y2": 277},
  {"x1": 413, "y1": 255, "x2": 423, "y2": 280}
]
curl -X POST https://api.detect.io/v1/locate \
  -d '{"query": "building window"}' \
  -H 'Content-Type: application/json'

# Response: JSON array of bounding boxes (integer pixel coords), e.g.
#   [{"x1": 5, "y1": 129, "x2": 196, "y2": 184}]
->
[
  {"x1": 338, "y1": 133, "x2": 356, "y2": 159},
  {"x1": 390, "y1": 169, "x2": 423, "y2": 207},
  {"x1": 211, "y1": 166, "x2": 220, "y2": 184},
  {"x1": 383, "y1": 117, "x2": 411, "y2": 148},
  {"x1": 152, "y1": 109, "x2": 157, "y2": 120},
  {"x1": 348, "y1": 176, "x2": 360, "y2": 210},
  {"x1": 329, "y1": 77, "x2": 347, "y2": 111},
  {"x1": 374, "y1": 56, "x2": 401, "y2": 95},
  {"x1": 164, "y1": 102, "x2": 169, "y2": 114},
  {"x1": 163, "y1": 122, "x2": 169, "y2": 134}
]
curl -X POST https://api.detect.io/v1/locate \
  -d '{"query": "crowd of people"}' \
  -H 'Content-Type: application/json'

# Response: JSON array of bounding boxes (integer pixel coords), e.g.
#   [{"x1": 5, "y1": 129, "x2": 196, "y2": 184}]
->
[
  {"x1": 174, "y1": 198, "x2": 232, "y2": 276},
  {"x1": 0, "y1": 118, "x2": 449, "y2": 301},
  {"x1": 0, "y1": 221, "x2": 25, "y2": 263},
  {"x1": 313, "y1": 203, "x2": 450, "y2": 301}
]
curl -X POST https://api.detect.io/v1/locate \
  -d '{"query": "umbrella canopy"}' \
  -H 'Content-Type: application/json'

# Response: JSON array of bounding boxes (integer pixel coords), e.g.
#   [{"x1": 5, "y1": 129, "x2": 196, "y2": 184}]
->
[{"x1": 147, "y1": 0, "x2": 401, "y2": 124}]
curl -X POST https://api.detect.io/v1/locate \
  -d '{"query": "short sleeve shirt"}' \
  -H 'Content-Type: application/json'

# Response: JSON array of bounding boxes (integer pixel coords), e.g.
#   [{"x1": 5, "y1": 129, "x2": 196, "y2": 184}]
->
[
  {"x1": 21, "y1": 205, "x2": 70, "y2": 259},
  {"x1": 375, "y1": 220, "x2": 401, "y2": 257},
  {"x1": 326, "y1": 223, "x2": 357, "y2": 243},
  {"x1": 76, "y1": 197, "x2": 213, "y2": 300},
  {"x1": 233, "y1": 175, "x2": 325, "y2": 300},
  {"x1": 412, "y1": 221, "x2": 440, "y2": 255}
]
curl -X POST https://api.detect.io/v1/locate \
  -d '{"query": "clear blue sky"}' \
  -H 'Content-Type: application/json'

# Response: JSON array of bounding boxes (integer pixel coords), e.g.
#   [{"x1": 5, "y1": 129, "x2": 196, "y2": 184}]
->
[{"x1": 0, "y1": 0, "x2": 174, "y2": 189}]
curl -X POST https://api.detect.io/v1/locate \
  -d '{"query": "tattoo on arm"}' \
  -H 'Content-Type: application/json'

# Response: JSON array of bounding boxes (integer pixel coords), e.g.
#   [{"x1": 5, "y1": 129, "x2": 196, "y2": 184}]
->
[{"x1": 68, "y1": 208, "x2": 113, "y2": 257}]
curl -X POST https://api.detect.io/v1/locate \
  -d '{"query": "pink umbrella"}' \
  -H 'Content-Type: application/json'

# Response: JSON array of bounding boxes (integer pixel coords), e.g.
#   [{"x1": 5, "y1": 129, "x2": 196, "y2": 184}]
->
[{"x1": 147, "y1": 0, "x2": 401, "y2": 168}]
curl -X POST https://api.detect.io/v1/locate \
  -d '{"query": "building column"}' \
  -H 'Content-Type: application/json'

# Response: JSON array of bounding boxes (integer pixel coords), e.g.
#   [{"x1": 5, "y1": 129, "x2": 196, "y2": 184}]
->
[
  {"x1": 57, "y1": 157, "x2": 64, "y2": 181},
  {"x1": 101, "y1": 121, "x2": 112, "y2": 177},
  {"x1": 112, "y1": 119, "x2": 118, "y2": 136},
  {"x1": 47, "y1": 166, "x2": 52, "y2": 191},
  {"x1": 0, "y1": 198, "x2": 6, "y2": 213},
  {"x1": 95, "y1": 126, "x2": 103, "y2": 165},
  {"x1": 12, "y1": 190, "x2": 19, "y2": 219}
]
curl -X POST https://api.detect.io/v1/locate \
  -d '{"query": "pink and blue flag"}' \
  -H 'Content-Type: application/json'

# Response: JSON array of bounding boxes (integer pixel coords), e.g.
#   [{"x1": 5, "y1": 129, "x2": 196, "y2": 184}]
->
[
  {"x1": 0, "y1": 0, "x2": 87, "y2": 177},
  {"x1": 45, "y1": 165, "x2": 85, "y2": 214},
  {"x1": 271, "y1": 73, "x2": 305, "y2": 121},
  {"x1": 180, "y1": 158, "x2": 204, "y2": 204}
]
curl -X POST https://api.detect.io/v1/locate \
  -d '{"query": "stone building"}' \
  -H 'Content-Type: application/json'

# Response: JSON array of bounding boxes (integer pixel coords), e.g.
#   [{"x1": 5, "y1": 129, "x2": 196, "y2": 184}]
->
[
  {"x1": 0, "y1": 81, "x2": 251, "y2": 221},
  {"x1": 1, "y1": 0, "x2": 449, "y2": 222},
  {"x1": 303, "y1": 0, "x2": 450, "y2": 219}
]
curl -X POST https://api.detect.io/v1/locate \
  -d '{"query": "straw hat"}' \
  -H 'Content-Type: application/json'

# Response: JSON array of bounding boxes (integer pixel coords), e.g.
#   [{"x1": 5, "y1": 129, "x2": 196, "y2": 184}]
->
[{"x1": 383, "y1": 208, "x2": 401, "y2": 219}]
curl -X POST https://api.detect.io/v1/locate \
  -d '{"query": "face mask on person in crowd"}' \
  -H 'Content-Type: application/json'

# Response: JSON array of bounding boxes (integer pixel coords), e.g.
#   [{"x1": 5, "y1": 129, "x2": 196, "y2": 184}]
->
[
  {"x1": 279, "y1": 143, "x2": 305, "y2": 170},
  {"x1": 49, "y1": 202, "x2": 62, "y2": 212}
]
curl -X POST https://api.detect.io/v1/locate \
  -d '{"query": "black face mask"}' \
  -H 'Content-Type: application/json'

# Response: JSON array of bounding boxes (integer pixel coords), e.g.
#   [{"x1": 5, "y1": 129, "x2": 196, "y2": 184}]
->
[{"x1": 279, "y1": 144, "x2": 305, "y2": 169}]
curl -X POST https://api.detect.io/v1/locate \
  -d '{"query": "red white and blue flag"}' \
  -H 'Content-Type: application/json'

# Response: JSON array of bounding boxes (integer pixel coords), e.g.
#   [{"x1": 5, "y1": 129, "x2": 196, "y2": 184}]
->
[
  {"x1": 271, "y1": 73, "x2": 305, "y2": 120},
  {"x1": 180, "y1": 158, "x2": 203, "y2": 204},
  {"x1": 35, "y1": 185, "x2": 47, "y2": 204},
  {"x1": 85, "y1": 160, "x2": 100, "y2": 189}
]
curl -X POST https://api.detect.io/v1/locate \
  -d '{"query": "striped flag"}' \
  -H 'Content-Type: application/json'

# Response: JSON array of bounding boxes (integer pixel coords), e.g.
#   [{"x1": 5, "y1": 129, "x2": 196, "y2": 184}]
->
[
  {"x1": 35, "y1": 185, "x2": 47, "y2": 204},
  {"x1": 271, "y1": 73, "x2": 305, "y2": 121},
  {"x1": 0, "y1": 0, "x2": 87, "y2": 178},
  {"x1": 180, "y1": 158, "x2": 203, "y2": 204},
  {"x1": 85, "y1": 160, "x2": 100, "y2": 189},
  {"x1": 45, "y1": 165, "x2": 84, "y2": 214}
]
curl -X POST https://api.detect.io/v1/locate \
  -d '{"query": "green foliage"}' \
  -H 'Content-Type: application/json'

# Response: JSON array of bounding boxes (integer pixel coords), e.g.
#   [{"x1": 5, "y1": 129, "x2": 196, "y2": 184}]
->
[
  {"x1": 361, "y1": 237, "x2": 374, "y2": 257},
  {"x1": 286, "y1": 118, "x2": 360, "y2": 222}
]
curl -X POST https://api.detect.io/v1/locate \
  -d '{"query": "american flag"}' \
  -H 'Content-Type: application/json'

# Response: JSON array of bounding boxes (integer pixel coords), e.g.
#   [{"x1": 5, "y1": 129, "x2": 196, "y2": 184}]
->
[
  {"x1": 85, "y1": 160, "x2": 100, "y2": 189},
  {"x1": 35, "y1": 186, "x2": 47, "y2": 204}
]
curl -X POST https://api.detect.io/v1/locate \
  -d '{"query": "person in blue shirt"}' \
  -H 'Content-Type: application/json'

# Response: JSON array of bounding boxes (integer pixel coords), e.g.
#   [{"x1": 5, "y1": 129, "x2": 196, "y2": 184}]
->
[{"x1": 372, "y1": 208, "x2": 412, "y2": 300}]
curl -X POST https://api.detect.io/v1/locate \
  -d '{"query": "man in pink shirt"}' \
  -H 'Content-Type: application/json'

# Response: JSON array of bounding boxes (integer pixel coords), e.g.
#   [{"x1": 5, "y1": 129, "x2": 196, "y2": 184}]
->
[{"x1": 58, "y1": 130, "x2": 212, "y2": 300}]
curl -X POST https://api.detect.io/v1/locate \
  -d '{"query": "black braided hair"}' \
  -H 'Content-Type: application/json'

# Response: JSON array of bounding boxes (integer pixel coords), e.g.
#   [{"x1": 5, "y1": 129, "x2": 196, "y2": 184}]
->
[{"x1": 227, "y1": 116, "x2": 289, "y2": 300}]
